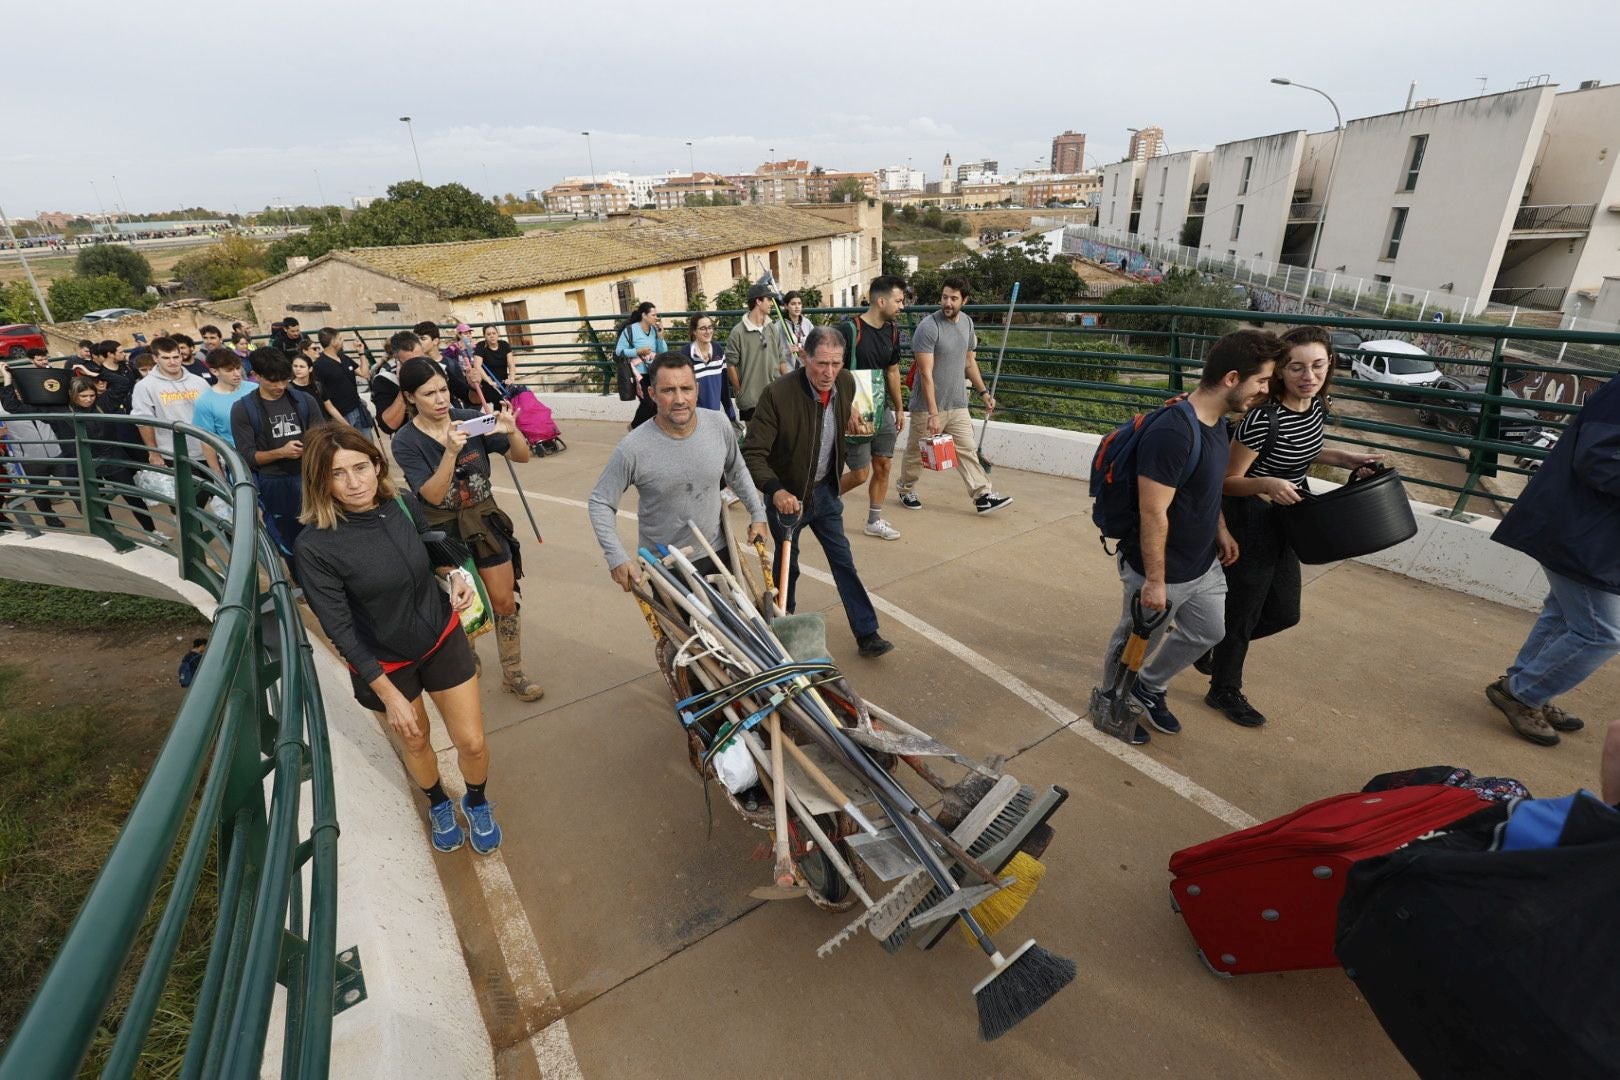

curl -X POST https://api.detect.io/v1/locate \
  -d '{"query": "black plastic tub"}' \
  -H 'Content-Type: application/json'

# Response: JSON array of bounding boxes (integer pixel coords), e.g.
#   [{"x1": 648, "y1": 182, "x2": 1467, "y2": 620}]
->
[{"x1": 1281, "y1": 467, "x2": 1419, "y2": 564}]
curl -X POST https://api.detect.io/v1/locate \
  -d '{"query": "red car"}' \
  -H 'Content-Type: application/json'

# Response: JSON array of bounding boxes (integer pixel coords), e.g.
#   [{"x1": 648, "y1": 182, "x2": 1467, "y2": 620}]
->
[{"x1": 0, "y1": 324, "x2": 47, "y2": 358}]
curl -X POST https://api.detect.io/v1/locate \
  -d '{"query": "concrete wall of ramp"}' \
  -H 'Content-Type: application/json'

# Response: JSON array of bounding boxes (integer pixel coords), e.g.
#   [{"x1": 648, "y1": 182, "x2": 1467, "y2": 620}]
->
[
  {"x1": 0, "y1": 532, "x2": 494, "y2": 1080},
  {"x1": 537, "y1": 393, "x2": 1547, "y2": 611}
]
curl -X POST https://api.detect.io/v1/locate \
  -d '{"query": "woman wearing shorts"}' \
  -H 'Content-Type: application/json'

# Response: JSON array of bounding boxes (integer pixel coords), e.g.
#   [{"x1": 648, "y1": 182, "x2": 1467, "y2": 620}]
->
[
  {"x1": 295, "y1": 424, "x2": 503, "y2": 854},
  {"x1": 1202, "y1": 325, "x2": 1382, "y2": 728},
  {"x1": 390, "y1": 358, "x2": 544, "y2": 701}
]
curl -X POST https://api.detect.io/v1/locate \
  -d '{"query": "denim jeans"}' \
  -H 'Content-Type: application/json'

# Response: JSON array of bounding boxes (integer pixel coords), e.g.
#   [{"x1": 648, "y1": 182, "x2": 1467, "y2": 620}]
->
[
  {"x1": 1102, "y1": 555, "x2": 1228, "y2": 696},
  {"x1": 255, "y1": 471, "x2": 305, "y2": 578},
  {"x1": 767, "y1": 478, "x2": 880, "y2": 639},
  {"x1": 1507, "y1": 566, "x2": 1620, "y2": 707},
  {"x1": 343, "y1": 404, "x2": 373, "y2": 430}
]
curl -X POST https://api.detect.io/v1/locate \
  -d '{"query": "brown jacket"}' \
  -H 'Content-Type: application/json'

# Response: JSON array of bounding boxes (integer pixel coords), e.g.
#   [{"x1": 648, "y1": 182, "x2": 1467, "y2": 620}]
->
[{"x1": 743, "y1": 367, "x2": 855, "y2": 502}]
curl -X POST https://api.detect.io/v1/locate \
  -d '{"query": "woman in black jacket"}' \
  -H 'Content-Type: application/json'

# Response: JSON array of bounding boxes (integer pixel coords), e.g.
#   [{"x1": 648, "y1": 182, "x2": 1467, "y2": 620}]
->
[
  {"x1": 68, "y1": 377, "x2": 159, "y2": 536},
  {"x1": 294, "y1": 423, "x2": 504, "y2": 855}
]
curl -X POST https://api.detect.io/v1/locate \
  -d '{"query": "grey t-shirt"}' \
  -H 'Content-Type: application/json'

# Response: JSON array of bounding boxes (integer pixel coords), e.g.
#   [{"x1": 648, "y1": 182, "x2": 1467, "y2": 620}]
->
[
  {"x1": 909, "y1": 311, "x2": 978, "y2": 413},
  {"x1": 588, "y1": 408, "x2": 765, "y2": 569}
]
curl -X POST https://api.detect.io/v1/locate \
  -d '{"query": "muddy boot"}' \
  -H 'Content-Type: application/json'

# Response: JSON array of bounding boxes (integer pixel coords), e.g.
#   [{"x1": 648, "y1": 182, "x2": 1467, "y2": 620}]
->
[{"x1": 495, "y1": 612, "x2": 543, "y2": 701}]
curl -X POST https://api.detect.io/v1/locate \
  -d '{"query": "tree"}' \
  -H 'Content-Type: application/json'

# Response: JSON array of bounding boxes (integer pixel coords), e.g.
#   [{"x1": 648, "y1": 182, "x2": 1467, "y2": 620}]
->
[
  {"x1": 265, "y1": 180, "x2": 520, "y2": 272},
  {"x1": 75, "y1": 245, "x2": 152, "y2": 293},
  {"x1": 0, "y1": 281, "x2": 45, "y2": 323},
  {"x1": 173, "y1": 235, "x2": 274, "y2": 299},
  {"x1": 910, "y1": 240, "x2": 1084, "y2": 307},
  {"x1": 881, "y1": 241, "x2": 908, "y2": 279},
  {"x1": 1103, "y1": 267, "x2": 1247, "y2": 340},
  {"x1": 829, "y1": 178, "x2": 866, "y2": 203},
  {"x1": 881, "y1": 201, "x2": 895, "y2": 220},
  {"x1": 899, "y1": 204, "x2": 919, "y2": 224},
  {"x1": 1179, "y1": 218, "x2": 1203, "y2": 247},
  {"x1": 47, "y1": 275, "x2": 143, "y2": 322}
]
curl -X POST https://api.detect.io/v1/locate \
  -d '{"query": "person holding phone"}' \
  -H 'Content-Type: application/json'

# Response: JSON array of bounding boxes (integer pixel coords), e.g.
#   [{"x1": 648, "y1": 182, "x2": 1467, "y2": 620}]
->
[
  {"x1": 230, "y1": 347, "x2": 325, "y2": 573},
  {"x1": 390, "y1": 358, "x2": 543, "y2": 702}
]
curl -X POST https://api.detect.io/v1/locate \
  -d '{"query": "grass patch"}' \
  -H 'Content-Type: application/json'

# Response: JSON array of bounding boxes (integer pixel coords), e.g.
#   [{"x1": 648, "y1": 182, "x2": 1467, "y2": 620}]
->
[{"x1": 0, "y1": 580, "x2": 201, "y2": 630}]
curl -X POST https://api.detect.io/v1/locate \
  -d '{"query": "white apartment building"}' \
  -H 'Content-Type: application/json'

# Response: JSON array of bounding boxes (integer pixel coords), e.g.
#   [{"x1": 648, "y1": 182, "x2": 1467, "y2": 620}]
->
[
  {"x1": 1088, "y1": 80, "x2": 1620, "y2": 317},
  {"x1": 876, "y1": 165, "x2": 926, "y2": 192}
]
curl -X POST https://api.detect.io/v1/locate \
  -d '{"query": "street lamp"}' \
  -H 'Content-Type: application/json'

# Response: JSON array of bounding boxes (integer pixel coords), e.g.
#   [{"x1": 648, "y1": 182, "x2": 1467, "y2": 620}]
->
[
  {"x1": 686, "y1": 141, "x2": 695, "y2": 177},
  {"x1": 399, "y1": 116, "x2": 424, "y2": 183},
  {"x1": 1270, "y1": 77, "x2": 1343, "y2": 275},
  {"x1": 581, "y1": 131, "x2": 598, "y2": 216},
  {"x1": 0, "y1": 202, "x2": 52, "y2": 322},
  {"x1": 111, "y1": 174, "x2": 130, "y2": 222}
]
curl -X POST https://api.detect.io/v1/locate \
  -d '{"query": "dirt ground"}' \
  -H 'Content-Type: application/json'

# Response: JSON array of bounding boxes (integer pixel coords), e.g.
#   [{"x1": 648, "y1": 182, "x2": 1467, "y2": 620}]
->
[
  {"x1": 0, "y1": 623, "x2": 205, "y2": 770},
  {"x1": 0, "y1": 240, "x2": 218, "y2": 288}
]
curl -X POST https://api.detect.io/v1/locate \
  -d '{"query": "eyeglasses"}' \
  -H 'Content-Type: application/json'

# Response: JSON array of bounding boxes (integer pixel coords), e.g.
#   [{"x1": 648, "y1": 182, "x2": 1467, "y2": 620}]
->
[{"x1": 695, "y1": 323, "x2": 715, "y2": 331}]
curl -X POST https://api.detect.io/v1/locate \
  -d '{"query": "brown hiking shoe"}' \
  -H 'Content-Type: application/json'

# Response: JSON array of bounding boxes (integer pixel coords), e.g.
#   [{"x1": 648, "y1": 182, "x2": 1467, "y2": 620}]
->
[
  {"x1": 1486, "y1": 677, "x2": 1559, "y2": 746},
  {"x1": 1542, "y1": 701, "x2": 1585, "y2": 733}
]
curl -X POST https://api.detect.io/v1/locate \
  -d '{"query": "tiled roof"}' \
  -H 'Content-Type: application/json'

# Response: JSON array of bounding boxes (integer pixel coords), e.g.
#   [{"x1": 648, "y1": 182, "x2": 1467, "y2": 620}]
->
[{"x1": 262, "y1": 206, "x2": 852, "y2": 299}]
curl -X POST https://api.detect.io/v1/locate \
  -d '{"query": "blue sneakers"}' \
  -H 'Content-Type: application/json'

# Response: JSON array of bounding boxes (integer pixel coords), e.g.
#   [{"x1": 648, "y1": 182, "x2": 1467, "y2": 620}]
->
[
  {"x1": 428, "y1": 799, "x2": 464, "y2": 853},
  {"x1": 461, "y1": 794, "x2": 503, "y2": 855},
  {"x1": 1131, "y1": 684, "x2": 1182, "y2": 735}
]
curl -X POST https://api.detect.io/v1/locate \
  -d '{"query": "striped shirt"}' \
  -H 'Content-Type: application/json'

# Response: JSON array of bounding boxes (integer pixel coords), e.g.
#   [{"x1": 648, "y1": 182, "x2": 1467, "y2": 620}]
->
[{"x1": 1236, "y1": 399, "x2": 1325, "y2": 489}]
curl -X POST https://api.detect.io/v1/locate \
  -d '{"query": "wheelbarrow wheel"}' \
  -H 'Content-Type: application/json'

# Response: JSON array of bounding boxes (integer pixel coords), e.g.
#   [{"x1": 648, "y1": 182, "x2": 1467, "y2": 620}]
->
[{"x1": 792, "y1": 812, "x2": 862, "y2": 913}]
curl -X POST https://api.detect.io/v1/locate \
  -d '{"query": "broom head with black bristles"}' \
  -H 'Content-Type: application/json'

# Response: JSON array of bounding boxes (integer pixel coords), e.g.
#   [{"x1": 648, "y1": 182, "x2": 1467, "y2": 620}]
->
[{"x1": 972, "y1": 939, "x2": 1076, "y2": 1041}]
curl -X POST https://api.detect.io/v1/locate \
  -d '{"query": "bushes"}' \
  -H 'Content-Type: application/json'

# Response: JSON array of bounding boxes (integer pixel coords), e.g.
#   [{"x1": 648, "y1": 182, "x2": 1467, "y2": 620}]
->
[{"x1": 74, "y1": 245, "x2": 152, "y2": 293}]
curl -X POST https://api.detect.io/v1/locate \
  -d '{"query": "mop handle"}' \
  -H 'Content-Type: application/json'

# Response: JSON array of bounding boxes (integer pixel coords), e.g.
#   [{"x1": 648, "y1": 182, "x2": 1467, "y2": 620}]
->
[{"x1": 979, "y1": 282, "x2": 1020, "y2": 443}]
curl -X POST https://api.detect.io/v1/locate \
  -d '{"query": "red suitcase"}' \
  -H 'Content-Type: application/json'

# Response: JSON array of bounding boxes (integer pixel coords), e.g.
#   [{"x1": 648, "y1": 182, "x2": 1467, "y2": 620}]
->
[{"x1": 1168, "y1": 785, "x2": 1489, "y2": 976}]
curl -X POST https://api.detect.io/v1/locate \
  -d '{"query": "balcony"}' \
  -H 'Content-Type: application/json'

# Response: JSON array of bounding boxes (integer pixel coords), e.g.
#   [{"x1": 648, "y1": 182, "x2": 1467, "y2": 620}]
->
[
  {"x1": 1511, "y1": 203, "x2": 1596, "y2": 233},
  {"x1": 1187, "y1": 197, "x2": 1207, "y2": 216},
  {"x1": 1489, "y1": 285, "x2": 1567, "y2": 310},
  {"x1": 1286, "y1": 202, "x2": 1324, "y2": 223}
]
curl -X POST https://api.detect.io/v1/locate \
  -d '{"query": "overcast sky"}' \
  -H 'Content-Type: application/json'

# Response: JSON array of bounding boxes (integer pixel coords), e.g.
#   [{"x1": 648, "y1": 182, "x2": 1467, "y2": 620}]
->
[{"x1": 7, "y1": 0, "x2": 1617, "y2": 218}]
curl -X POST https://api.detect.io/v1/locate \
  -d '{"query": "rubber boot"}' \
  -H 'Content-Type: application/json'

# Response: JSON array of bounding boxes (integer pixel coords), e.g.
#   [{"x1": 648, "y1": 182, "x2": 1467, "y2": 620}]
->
[{"x1": 494, "y1": 612, "x2": 543, "y2": 701}]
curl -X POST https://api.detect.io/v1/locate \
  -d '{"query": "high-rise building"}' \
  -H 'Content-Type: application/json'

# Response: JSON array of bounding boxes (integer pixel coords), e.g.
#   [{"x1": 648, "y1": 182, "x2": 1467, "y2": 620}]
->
[
  {"x1": 1051, "y1": 130, "x2": 1087, "y2": 173},
  {"x1": 1128, "y1": 126, "x2": 1166, "y2": 161}
]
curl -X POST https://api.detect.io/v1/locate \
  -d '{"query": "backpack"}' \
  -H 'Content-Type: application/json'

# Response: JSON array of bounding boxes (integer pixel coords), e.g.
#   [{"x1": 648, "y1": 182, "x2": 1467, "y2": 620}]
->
[
  {"x1": 239, "y1": 387, "x2": 320, "y2": 470},
  {"x1": 1088, "y1": 396, "x2": 1203, "y2": 553}
]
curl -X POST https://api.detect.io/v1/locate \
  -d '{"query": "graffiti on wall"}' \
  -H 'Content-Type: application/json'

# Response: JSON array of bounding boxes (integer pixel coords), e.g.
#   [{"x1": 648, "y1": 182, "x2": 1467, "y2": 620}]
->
[{"x1": 1070, "y1": 237, "x2": 1164, "y2": 280}]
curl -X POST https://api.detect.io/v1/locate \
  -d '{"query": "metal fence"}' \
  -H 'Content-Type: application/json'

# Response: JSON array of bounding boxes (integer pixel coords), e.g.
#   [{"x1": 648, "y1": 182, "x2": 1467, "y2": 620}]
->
[{"x1": 0, "y1": 416, "x2": 345, "y2": 1080}]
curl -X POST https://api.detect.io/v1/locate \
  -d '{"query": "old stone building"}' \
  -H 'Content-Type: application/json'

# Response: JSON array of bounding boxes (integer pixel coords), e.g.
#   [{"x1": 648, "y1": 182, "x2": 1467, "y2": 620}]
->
[{"x1": 242, "y1": 203, "x2": 883, "y2": 337}]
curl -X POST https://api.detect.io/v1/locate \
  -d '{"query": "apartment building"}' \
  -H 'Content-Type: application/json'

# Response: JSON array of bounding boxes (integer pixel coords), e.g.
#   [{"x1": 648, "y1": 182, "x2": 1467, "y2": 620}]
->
[
  {"x1": 649, "y1": 173, "x2": 746, "y2": 209},
  {"x1": 1087, "y1": 80, "x2": 1620, "y2": 316},
  {"x1": 1127, "y1": 127, "x2": 1165, "y2": 161},
  {"x1": 1051, "y1": 131, "x2": 1087, "y2": 174},
  {"x1": 802, "y1": 171, "x2": 880, "y2": 203},
  {"x1": 540, "y1": 181, "x2": 631, "y2": 215}
]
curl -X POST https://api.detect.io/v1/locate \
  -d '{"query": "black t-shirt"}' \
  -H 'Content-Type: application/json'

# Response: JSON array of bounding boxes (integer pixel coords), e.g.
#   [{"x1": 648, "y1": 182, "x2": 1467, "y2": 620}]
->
[
  {"x1": 313, "y1": 355, "x2": 363, "y2": 414},
  {"x1": 847, "y1": 316, "x2": 901, "y2": 372},
  {"x1": 370, "y1": 366, "x2": 403, "y2": 432},
  {"x1": 474, "y1": 341, "x2": 512, "y2": 383},
  {"x1": 231, "y1": 390, "x2": 310, "y2": 477},
  {"x1": 1123, "y1": 406, "x2": 1232, "y2": 584},
  {"x1": 390, "y1": 409, "x2": 511, "y2": 510}
]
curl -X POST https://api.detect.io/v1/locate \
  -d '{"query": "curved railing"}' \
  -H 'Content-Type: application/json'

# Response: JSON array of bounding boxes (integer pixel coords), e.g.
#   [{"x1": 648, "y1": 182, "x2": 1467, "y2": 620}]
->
[{"x1": 0, "y1": 413, "x2": 342, "y2": 1079}]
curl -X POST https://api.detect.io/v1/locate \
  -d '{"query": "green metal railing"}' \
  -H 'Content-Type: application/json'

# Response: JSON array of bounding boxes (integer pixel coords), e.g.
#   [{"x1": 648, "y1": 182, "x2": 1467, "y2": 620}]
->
[
  {"x1": 324, "y1": 303, "x2": 1616, "y2": 516},
  {"x1": 0, "y1": 414, "x2": 347, "y2": 1079}
]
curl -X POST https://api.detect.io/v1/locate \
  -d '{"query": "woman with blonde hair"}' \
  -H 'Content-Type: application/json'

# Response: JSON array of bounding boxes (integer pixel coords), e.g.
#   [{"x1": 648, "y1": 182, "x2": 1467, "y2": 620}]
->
[{"x1": 294, "y1": 423, "x2": 504, "y2": 854}]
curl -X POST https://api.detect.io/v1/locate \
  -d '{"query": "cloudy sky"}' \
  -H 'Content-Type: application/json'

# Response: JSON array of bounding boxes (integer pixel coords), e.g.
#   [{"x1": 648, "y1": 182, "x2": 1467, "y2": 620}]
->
[{"x1": 6, "y1": 0, "x2": 1617, "y2": 218}]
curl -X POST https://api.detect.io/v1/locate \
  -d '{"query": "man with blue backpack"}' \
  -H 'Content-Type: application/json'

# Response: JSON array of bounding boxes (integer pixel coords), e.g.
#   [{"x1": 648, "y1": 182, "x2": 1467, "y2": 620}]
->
[
  {"x1": 231, "y1": 347, "x2": 325, "y2": 577},
  {"x1": 1091, "y1": 330, "x2": 1284, "y2": 743}
]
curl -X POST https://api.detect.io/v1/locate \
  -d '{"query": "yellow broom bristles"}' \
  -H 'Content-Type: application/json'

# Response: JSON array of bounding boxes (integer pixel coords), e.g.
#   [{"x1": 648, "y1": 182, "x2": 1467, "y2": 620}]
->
[{"x1": 958, "y1": 851, "x2": 1046, "y2": 943}]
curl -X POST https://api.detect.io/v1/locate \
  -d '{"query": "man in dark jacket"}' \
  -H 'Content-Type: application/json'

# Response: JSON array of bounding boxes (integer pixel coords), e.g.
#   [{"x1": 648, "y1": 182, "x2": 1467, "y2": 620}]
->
[
  {"x1": 1488, "y1": 375, "x2": 1620, "y2": 747},
  {"x1": 742, "y1": 326, "x2": 892, "y2": 658}
]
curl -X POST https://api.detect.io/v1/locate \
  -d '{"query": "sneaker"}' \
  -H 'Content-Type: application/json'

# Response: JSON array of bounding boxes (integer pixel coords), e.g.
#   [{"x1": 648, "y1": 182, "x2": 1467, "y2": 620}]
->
[
  {"x1": 1130, "y1": 684, "x2": 1181, "y2": 735},
  {"x1": 147, "y1": 530, "x2": 173, "y2": 544},
  {"x1": 857, "y1": 632, "x2": 894, "y2": 658},
  {"x1": 428, "y1": 799, "x2": 464, "y2": 853},
  {"x1": 1129, "y1": 722, "x2": 1151, "y2": 746},
  {"x1": 974, "y1": 493, "x2": 1013, "y2": 514},
  {"x1": 1205, "y1": 688, "x2": 1267, "y2": 728},
  {"x1": 1486, "y1": 677, "x2": 1559, "y2": 746},
  {"x1": 864, "y1": 518, "x2": 901, "y2": 541},
  {"x1": 898, "y1": 491, "x2": 922, "y2": 510},
  {"x1": 460, "y1": 794, "x2": 503, "y2": 855},
  {"x1": 1192, "y1": 649, "x2": 1214, "y2": 676}
]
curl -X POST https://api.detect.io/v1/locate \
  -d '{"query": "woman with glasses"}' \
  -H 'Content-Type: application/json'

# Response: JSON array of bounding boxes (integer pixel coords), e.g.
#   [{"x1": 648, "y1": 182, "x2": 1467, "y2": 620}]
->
[{"x1": 629, "y1": 314, "x2": 737, "y2": 430}]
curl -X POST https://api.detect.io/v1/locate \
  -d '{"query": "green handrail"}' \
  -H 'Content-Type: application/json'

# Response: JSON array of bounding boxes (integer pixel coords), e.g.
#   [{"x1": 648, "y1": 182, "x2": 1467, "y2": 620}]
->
[{"x1": 0, "y1": 414, "x2": 341, "y2": 1080}]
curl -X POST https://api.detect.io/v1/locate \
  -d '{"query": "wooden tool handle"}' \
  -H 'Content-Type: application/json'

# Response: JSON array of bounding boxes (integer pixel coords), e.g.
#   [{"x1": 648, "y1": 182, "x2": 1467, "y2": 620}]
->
[{"x1": 767, "y1": 715, "x2": 795, "y2": 888}]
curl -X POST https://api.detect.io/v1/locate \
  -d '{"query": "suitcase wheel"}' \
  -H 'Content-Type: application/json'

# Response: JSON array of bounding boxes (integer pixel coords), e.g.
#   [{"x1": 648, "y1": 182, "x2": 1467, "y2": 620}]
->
[
  {"x1": 1169, "y1": 893, "x2": 1180, "y2": 915},
  {"x1": 1196, "y1": 949, "x2": 1234, "y2": 979}
]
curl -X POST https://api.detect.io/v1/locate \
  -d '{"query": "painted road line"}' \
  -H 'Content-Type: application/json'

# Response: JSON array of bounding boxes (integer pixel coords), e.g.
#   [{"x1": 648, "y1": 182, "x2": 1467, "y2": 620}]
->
[
  {"x1": 436, "y1": 751, "x2": 583, "y2": 1079},
  {"x1": 497, "y1": 485, "x2": 1258, "y2": 831}
]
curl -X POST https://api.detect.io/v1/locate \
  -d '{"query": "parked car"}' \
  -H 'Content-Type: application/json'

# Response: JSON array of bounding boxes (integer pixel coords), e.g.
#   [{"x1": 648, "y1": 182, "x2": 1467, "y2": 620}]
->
[
  {"x1": 1350, "y1": 339, "x2": 1444, "y2": 398},
  {"x1": 1414, "y1": 375, "x2": 1542, "y2": 440},
  {"x1": 1514, "y1": 427, "x2": 1560, "y2": 471},
  {"x1": 0, "y1": 323, "x2": 47, "y2": 357},
  {"x1": 80, "y1": 307, "x2": 143, "y2": 323},
  {"x1": 1327, "y1": 329, "x2": 1363, "y2": 370}
]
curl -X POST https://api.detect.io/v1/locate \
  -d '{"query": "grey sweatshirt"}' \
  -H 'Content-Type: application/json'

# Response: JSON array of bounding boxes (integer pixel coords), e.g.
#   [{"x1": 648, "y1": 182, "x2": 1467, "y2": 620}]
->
[{"x1": 588, "y1": 409, "x2": 765, "y2": 569}]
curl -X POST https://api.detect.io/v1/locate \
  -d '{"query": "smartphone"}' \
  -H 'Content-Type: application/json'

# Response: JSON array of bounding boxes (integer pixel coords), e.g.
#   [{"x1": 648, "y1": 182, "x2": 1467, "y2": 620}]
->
[
  {"x1": 455, "y1": 413, "x2": 499, "y2": 437},
  {"x1": 133, "y1": 332, "x2": 148, "y2": 344}
]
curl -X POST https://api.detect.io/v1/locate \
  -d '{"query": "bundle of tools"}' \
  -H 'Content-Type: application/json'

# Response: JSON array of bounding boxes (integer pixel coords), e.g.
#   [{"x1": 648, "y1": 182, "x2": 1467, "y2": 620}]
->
[{"x1": 629, "y1": 512, "x2": 1074, "y2": 1040}]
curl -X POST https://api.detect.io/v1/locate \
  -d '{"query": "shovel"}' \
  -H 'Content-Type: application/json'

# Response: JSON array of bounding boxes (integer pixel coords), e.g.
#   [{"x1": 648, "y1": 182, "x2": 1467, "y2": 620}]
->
[{"x1": 1087, "y1": 589, "x2": 1171, "y2": 742}]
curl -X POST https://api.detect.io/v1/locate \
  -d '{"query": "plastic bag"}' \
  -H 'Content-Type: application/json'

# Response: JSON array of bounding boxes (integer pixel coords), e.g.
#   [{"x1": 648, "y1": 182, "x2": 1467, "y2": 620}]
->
[
  {"x1": 134, "y1": 469, "x2": 176, "y2": 500},
  {"x1": 711, "y1": 737, "x2": 760, "y2": 794}
]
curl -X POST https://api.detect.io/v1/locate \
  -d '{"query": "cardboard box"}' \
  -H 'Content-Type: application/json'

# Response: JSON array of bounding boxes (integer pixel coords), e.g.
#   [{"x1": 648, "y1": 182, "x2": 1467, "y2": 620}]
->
[{"x1": 921, "y1": 434, "x2": 958, "y2": 471}]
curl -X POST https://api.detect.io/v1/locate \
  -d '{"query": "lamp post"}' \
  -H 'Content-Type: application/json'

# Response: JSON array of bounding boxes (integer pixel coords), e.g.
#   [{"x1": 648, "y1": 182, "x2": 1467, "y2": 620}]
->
[
  {"x1": 581, "y1": 131, "x2": 597, "y2": 215},
  {"x1": 0, "y1": 202, "x2": 52, "y2": 323},
  {"x1": 1271, "y1": 77, "x2": 1343, "y2": 278},
  {"x1": 111, "y1": 173, "x2": 130, "y2": 223},
  {"x1": 686, "y1": 141, "x2": 695, "y2": 177},
  {"x1": 399, "y1": 116, "x2": 424, "y2": 182}
]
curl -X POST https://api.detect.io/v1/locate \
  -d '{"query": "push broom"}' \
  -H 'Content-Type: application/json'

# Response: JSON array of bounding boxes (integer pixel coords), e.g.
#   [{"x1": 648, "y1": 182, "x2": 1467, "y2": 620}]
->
[{"x1": 978, "y1": 281, "x2": 1020, "y2": 475}]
